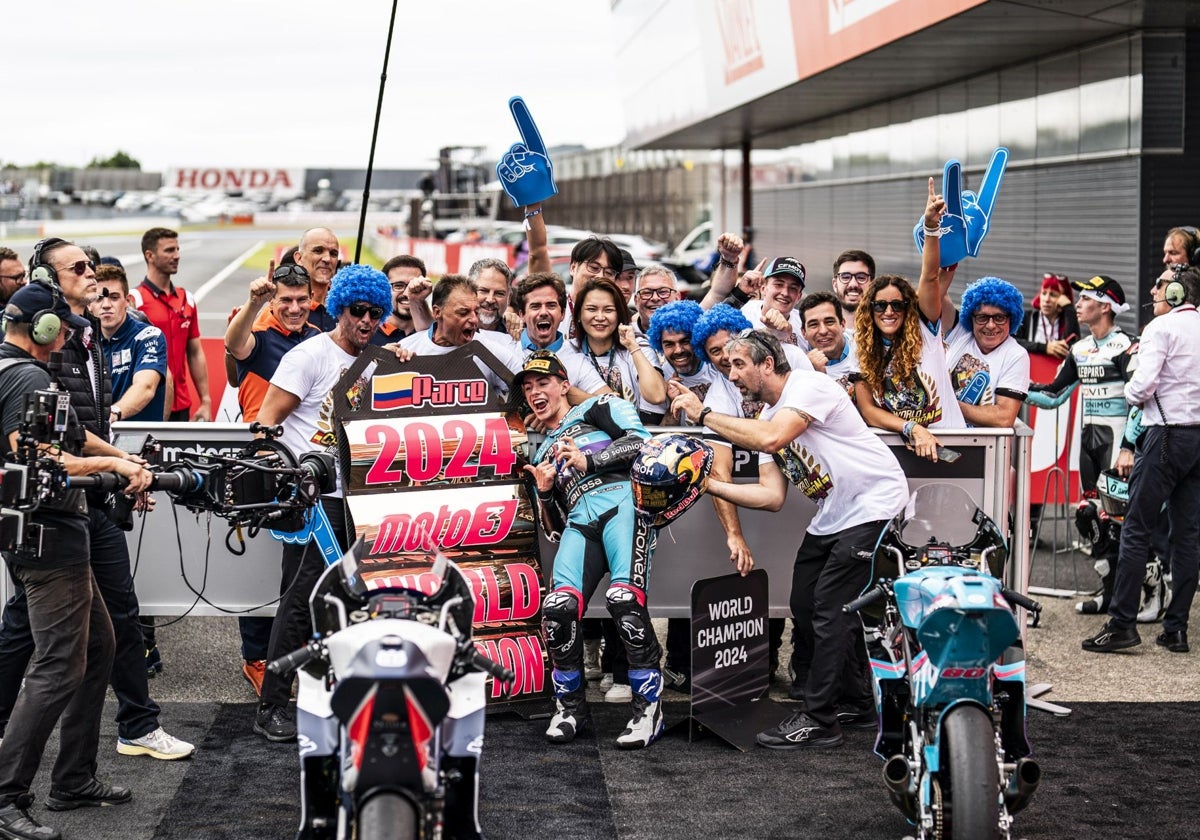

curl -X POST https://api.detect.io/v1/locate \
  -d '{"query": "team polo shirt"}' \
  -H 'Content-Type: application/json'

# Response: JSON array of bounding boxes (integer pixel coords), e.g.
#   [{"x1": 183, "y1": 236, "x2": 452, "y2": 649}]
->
[
  {"x1": 369, "y1": 319, "x2": 413, "y2": 347},
  {"x1": 130, "y1": 279, "x2": 200, "y2": 413},
  {"x1": 99, "y1": 315, "x2": 168, "y2": 422},
  {"x1": 236, "y1": 308, "x2": 321, "y2": 422}
]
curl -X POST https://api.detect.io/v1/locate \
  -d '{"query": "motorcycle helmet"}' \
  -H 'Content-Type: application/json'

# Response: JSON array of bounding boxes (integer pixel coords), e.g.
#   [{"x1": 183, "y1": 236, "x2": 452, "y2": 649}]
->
[
  {"x1": 630, "y1": 433, "x2": 714, "y2": 527},
  {"x1": 1097, "y1": 469, "x2": 1128, "y2": 518}
]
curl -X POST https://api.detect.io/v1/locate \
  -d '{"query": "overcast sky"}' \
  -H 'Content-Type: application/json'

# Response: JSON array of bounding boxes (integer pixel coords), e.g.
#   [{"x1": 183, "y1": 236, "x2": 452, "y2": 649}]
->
[{"x1": 5, "y1": 0, "x2": 625, "y2": 172}]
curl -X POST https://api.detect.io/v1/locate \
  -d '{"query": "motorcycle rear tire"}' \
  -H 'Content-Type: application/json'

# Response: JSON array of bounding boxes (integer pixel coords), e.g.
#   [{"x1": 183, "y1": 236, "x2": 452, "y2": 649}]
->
[
  {"x1": 943, "y1": 705, "x2": 1000, "y2": 840},
  {"x1": 357, "y1": 792, "x2": 419, "y2": 840}
]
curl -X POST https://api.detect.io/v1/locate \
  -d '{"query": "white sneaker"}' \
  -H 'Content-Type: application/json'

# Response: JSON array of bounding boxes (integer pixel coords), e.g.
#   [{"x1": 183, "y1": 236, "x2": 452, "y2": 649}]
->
[
  {"x1": 117, "y1": 726, "x2": 196, "y2": 760},
  {"x1": 583, "y1": 640, "x2": 603, "y2": 680},
  {"x1": 599, "y1": 673, "x2": 614, "y2": 692},
  {"x1": 604, "y1": 683, "x2": 632, "y2": 703},
  {"x1": 615, "y1": 700, "x2": 663, "y2": 749}
]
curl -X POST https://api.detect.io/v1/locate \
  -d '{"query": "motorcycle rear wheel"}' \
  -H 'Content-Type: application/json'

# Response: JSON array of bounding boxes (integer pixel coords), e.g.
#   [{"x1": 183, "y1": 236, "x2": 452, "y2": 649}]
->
[
  {"x1": 357, "y1": 792, "x2": 419, "y2": 840},
  {"x1": 942, "y1": 705, "x2": 1000, "y2": 840}
]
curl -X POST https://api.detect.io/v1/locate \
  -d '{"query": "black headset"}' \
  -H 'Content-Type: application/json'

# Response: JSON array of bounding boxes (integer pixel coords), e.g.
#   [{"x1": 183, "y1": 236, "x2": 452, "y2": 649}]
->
[
  {"x1": 1175, "y1": 226, "x2": 1200, "y2": 268},
  {"x1": 27, "y1": 237, "x2": 67, "y2": 286}
]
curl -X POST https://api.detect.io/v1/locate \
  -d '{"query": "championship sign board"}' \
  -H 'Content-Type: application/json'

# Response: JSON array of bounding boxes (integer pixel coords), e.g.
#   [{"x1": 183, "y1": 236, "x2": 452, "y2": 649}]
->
[{"x1": 331, "y1": 344, "x2": 547, "y2": 704}]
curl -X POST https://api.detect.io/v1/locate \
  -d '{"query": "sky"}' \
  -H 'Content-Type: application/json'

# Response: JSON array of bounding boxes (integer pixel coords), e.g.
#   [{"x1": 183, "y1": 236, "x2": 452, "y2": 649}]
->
[{"x1": 4, "y1": 0, "x2": 626, "y2": 172}]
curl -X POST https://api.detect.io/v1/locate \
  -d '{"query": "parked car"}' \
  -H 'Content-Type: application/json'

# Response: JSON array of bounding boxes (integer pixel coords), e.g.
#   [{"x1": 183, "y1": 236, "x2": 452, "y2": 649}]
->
[{"x1": 669, "y1": 221, "x2": 714, "y2": 270}]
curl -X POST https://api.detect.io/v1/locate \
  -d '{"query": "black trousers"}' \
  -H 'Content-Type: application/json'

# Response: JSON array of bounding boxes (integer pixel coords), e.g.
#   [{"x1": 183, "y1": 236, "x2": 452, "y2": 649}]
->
[
  {"x1": 1109, "y1": 426, "x2": 1200, "y2": 630},
  {"x1": 260, "y1": 497, "x2": 349, "y2": 708},
  {"x1": 0, "y1": 563, "x2": 115, "y2": 805},
  {"x1": 790, "y1": 521, "x2": 882, "y2": 728},
  {"x1": 0, "y1": 508, "x2": 161, "y2": 740}
]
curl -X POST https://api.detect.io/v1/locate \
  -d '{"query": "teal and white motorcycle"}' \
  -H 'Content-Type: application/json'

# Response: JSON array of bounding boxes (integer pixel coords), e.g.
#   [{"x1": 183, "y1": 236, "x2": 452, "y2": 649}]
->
[{"x1": 844, "y1": 484, "x2": 1042, "y2": 840}]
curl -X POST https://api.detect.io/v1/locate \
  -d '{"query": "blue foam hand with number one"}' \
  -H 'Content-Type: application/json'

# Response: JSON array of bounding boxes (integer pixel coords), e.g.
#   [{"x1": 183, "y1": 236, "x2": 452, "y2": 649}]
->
[
  {"x1": 913, "y1": 148, "x2": 1008, "y2": 266},
  {"x1": 496, "y1": 97, "x2": 558, "y2": 207}
]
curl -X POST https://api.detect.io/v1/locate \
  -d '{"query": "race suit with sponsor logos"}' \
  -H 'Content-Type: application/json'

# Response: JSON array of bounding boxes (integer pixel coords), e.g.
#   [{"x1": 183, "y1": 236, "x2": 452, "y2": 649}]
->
[
  {"x1": 99, "y1": 314, "x2": 168, "y2": 422},
  {"x1": 1026, "y1": 328, "x2": 1138, "y2": 494},
  {"x1": 530, "y1": 394, "x2": 662, "y2": 701}
]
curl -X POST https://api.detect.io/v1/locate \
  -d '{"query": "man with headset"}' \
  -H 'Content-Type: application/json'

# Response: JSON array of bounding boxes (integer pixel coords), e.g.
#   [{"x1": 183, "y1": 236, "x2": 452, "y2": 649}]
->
[
  {"x1": 0, "y1": 282, "x2": 154, "y2": 840},
  {"x1": 0, "y1": 239, "x2": 195, "y2": 766},
  {"x1": 1084, "y1": 266, "x2": 1200, "y2": 653}
]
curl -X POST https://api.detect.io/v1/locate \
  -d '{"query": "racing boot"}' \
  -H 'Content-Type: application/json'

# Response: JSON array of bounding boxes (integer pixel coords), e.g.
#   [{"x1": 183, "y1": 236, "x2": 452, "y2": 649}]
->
[
  {"x1": 1076, "y1": 558, "x2": 1115, "y2": 615},
  {"x1": 545, "y1": 669, "x2": 589, "y2": 744},
  {"x1": 616, "y1": 668, "x2": 664, "y2": 750},
  {"x1": 1137, "y1": 558, "x2": 1170, "y2": 623}
]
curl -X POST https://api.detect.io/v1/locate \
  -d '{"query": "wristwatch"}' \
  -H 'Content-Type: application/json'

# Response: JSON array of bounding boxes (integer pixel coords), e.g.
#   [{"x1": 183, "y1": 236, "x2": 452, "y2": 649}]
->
[
  {"x1": 111, "y1": 405, "x2": 123, "y2": 421},
  {"x1": 698, "y1": 407, "x2": 713, "y2": 426}
]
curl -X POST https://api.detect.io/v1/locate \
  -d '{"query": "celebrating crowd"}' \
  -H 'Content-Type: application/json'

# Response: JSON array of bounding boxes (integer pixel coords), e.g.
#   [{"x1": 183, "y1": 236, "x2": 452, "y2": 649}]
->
[{"x1": 1, "y1": 187, "x2": 1198, "y2": 840}]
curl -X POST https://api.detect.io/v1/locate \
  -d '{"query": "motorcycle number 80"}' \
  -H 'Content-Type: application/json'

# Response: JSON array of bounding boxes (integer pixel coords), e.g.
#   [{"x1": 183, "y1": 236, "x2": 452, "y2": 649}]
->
[{"x1": 714, "y1": 646, "x2": 748, "y2": 669}]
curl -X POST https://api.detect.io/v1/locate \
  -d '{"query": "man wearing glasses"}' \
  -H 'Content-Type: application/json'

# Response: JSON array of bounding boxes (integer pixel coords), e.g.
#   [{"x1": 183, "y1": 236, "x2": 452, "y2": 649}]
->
[
  {"x1": 253, "y1": 265, "x2": 394, "y2": 741},
  {"x1": 831, "y1": 250, "x2": 875, "y2": 329},
  {"x1": 944, "y1": 275, "x2": 1030, "y2": 428},
  {"x1": 0, "y1": 247, "x2": 25, "y2": 313},
  {"x1": 369, "y1": 254, "x2": 424, "y2": 346},
  {"x1": 225, "y1": 262, "x2": 321, "y2": 424},
  {"x1": 91, "y1": 265, "x2": 168, "y2": 423}
]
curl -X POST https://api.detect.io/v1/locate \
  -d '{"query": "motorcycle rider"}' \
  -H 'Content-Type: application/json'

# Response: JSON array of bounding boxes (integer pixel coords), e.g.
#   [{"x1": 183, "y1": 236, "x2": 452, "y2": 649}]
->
[
  {"x1": 516, "y1": 351, "x2": 665, "y2": 748},
  {"x1": 1025, "y1": 275, "x2": 1139, "y2": 613}
]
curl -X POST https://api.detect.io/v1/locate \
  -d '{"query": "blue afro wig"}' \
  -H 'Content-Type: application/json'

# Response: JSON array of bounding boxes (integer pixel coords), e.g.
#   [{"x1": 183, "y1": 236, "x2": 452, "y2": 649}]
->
[
  {"x1": 691, "y1": 304, "x2": 752, "y2": 365},
  {"x1": 960, "y1": 276, "x2": 1024, "y2": 336},
  {"x1": 648, "y1": 299, "x2": 705, "y2": 354},
  {"x1": 325, "y1": 264, "x2": 392, "y2": 320}
]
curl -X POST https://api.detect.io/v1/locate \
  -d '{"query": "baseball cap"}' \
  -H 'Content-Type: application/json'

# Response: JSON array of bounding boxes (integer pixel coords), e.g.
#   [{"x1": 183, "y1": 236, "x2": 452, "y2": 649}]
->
[
  {"x1": 1072, "y1": 275, "x2": 1128, "y2": 315},
  {"x1": 512, "y1": 350, "x2": 569, "y2": 391},
  {"x1": 764, "y1": 257, "x2": 806, "y2": 288},
  {"x1": 619, "y1": 249, "x2": 639, "y2": 274},
  {"x1": 99, "y1": 256, "x2": 124, "y2": 269},
  {"x1": 4, "y1": 283, "x2": 90, "y2": 330}
]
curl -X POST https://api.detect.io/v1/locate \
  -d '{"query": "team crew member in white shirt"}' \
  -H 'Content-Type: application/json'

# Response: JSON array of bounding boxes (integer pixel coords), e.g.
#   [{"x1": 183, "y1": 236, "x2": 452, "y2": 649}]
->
[
  {"x1": 254, "y1": 264, "x2": 393, "y2": 741},
  {"x1": 397, "y1": 274, "x2": 524, "y2": 394},
  {"x1": 854, "y1": 181, "x2": 965, "y2": 460},
  {"x1": 799, "y1": 291, "x2": 858, "y2": 399},
  {"x1": 1083, "y1": 266, "x2": 1200, "y2": 654},
  {"x1": 670, "y1": 329, "x2": 908, "y2": 749},
  {"x1": 944, "y1": 275, "x2": 1030, "y2": 427}
]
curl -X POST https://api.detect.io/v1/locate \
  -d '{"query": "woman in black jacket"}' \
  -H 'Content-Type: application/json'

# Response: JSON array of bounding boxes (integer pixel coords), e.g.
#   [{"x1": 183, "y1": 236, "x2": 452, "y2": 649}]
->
[{"x1": 1017, "y1": 273, "x2": 1079, "y2": 359}]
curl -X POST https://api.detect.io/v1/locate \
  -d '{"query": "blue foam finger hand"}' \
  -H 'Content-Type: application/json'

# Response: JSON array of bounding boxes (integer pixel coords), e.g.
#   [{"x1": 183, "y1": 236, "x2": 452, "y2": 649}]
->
[
  {"x1": 497, "y1": 96, "x2": 558, "y2": 207},
  {"x1": 965, "y1": 147, "x2": 1009, "y2": 257},
  {"x1": 938, "y1": 159, "x2": 969, "y2": 266}
]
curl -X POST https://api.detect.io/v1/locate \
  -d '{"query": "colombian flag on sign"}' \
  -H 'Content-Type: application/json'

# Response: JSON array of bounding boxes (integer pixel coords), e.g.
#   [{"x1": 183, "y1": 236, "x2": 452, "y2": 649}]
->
[{"x1": 372, "y1": 372, "x2": 416, "y2": 410}]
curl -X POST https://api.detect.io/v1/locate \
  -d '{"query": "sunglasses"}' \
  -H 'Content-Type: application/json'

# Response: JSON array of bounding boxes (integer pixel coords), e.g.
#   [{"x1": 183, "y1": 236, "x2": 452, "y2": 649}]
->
[
  {"x1": 273, "y1": 264, "x2": 309, "y2": 281},
  {"x1": 57, "y1": 259, "x2": 95, "y2": 277},
  {"x1": 871, "y1": 300, "x2": 907, "y2": 314},
  {"x1": 347, "y1": 303, "x2": 384, "y2": 320}
]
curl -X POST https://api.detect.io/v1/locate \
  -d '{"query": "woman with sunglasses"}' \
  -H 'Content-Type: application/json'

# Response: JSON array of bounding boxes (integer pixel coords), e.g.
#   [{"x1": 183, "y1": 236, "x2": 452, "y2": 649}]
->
[{"x1": 853, "y1": 180, "x2": 965, "y2": 461}]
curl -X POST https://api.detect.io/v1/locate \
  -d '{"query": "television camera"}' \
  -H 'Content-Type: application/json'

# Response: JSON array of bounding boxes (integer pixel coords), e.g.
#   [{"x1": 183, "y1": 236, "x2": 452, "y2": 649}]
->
[{"x1": 1, "y1": 380, "x2": 335, "y2": 557}]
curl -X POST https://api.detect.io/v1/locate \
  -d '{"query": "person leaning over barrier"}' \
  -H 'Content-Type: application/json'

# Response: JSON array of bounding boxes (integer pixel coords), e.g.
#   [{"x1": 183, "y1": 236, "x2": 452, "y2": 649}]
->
[
  {"x1": 0, "y1": 284, "x2": 154, "y2": 840},
  {"x1": 670, "y1": 328, "x2": 908, "y2": 749},
  {"x1": 1083, "y1": 266, "x2": 1200, "y2": 655}
]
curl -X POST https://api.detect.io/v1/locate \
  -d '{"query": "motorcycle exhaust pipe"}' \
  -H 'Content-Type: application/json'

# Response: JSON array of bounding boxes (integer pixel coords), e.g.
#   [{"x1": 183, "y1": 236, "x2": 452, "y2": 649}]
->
[
  {"x1": 882, "y1": 755, "x2": 918, "y2": 821},
  {"x1": 1003, "y1": 757, "x2": 1041, "y2": 815}
]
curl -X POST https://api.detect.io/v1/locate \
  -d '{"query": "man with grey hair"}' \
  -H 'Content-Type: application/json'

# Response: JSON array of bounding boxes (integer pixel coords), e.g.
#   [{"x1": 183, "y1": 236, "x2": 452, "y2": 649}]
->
[
  {"x1": 468, "y1": 257, "x2": 514, "y2": 334},
  {"x1": 294, "y1": 228, "x2": 341, "y2": 332},
  {"x1": 631, "y1": 264, "x2": 678, "y2": 338}
]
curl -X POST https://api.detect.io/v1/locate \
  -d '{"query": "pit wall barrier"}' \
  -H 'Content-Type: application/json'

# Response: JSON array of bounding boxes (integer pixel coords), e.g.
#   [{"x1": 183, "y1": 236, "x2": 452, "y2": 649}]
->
[{"x1": 0, "y1": 423, "x2": 1030, "y2": 619}]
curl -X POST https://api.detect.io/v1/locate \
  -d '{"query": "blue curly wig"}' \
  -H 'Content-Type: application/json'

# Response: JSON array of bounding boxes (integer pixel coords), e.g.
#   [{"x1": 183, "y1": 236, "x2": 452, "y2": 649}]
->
[
  {"x1": 960, "y1": 277, "x2": 1025, "y2": 336},
  {"x1": 691, "y1": 304, "x2": 752, "y2": 364},
  {"x1": 325, "y1": 264, "x2": 392, "y2": 320},
  {"x1": 648, "y1": 299, "x2": 704, "y2": 353}
]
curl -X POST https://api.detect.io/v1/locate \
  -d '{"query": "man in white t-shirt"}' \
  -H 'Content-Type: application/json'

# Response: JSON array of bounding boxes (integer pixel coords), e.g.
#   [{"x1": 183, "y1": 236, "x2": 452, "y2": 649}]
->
[
  {"x1": 670, "y1": 329, "x2": 908, "y2": 750},
  {"x1": 945, "y1": 276, "x2": 1030, "y2": 427},
  {"x1": 799, "y1": 291, "x2": 859, "y2": 400},
  {"x1": 253, "y1": 264, "x2": 394, "y2": 743},
  {"x1": 398, "y1": 274, "x2": 524, "y2": 394}
]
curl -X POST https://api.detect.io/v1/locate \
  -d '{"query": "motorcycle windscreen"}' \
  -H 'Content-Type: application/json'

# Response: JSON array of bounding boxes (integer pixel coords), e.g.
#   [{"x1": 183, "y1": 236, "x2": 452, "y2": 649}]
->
[{"x1": 895, "y1": 483, "x2": 984, "y2": 550}]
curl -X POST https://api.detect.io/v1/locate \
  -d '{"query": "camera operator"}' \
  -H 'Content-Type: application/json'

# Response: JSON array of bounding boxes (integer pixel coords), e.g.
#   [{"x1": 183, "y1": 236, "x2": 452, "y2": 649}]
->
[
  {"x1": 0, "y1": 284, "x2": 154, "y2": 840},
  {"x1": 0, "y1": 239, "x2": 195, "y2": 766},
  {"x1": 253, "y1": 264, "x2": 393, "y2": 742}
]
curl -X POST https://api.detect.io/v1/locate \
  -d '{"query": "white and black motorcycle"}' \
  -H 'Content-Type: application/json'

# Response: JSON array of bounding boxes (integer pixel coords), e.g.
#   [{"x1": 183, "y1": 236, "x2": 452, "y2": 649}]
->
[{"x1": 271, "y1": 540, "x2": 514, "y2": 840}]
